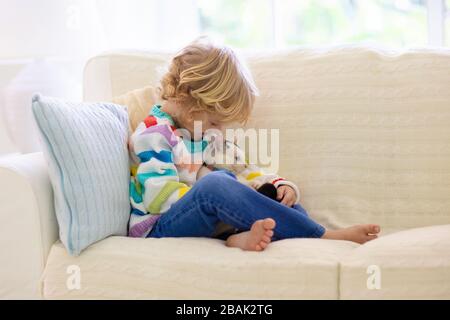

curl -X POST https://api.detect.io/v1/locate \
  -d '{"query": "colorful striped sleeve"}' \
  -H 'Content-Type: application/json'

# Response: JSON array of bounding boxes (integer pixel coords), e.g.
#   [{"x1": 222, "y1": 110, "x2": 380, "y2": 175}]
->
[
  {"x1": 128, "y1": 115, "x2": 191, "y2": 237},
  {"x1": 242, "y1": 165, "x2": 301, "y2": 204},
  {"x1": 132, "y1": 116, "x2": 190, "y2": 213}
]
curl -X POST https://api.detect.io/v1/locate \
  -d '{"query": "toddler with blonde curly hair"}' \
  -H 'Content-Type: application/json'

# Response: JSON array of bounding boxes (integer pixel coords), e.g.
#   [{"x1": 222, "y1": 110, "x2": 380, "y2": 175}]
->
[{"x1": 128, "y1": 36, "x2": 380, "y2": 251}]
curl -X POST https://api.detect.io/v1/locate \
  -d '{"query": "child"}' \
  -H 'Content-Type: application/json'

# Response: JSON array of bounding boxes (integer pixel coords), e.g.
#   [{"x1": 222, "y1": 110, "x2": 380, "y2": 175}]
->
[{"x1": 128, "y1": 37, "x2": 380, "y2": 251}]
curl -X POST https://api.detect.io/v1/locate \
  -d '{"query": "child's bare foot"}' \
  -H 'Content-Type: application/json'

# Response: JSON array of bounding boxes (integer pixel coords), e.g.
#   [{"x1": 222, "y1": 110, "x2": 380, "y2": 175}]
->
[
  {"x1": 322, "y1": 224, "x2": 381, "y2": 244},
  {"x1": 226, "y1": 218, "x2": 276, "y2": 251}
]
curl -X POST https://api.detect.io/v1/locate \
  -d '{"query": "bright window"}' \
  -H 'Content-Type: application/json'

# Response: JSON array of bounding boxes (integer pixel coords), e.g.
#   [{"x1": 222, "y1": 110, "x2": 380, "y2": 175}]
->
[
  {"x1": 197, "y1": 0, "x2": 273, "y2": 48},
  {"x1": 197, "y1": 0, "x2": 448, "y2": 48},
  {"x1": 277, "y1": 0, "x2": 427, "y2": 47}
]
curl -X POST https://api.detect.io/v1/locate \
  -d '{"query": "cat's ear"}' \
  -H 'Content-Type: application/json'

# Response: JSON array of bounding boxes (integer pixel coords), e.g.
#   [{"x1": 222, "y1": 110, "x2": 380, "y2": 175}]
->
[
  {"x1": 203, "y1": 133, "x2": 221, "y2": 165},
  {"x1": 202, "y1": 141, "x2": 215, "y2": 165},
  {"x1": 211, "y1": 134, "x2": 224, "y2": 152}
]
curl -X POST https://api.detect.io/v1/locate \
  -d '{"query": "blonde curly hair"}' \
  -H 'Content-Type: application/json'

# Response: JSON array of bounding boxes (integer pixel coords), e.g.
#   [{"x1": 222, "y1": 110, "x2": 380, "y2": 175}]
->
[{"x1": 159, "y1": 36, "x2": 259, "y2": 124}]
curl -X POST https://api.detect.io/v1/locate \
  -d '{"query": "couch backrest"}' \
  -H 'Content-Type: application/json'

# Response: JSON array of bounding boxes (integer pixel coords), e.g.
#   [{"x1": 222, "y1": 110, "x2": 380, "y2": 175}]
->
[{"x1": 84, "y1": 47, "x2": 450, "y2": 233}]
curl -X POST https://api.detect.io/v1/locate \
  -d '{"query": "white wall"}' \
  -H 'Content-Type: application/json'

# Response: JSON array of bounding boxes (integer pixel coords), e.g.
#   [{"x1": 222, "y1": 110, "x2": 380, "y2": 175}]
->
[
  {"x1": 0, "y1": 0, "x2": 202, "y2": 155},
  {"x1": 0, "y1": 63, "x2": 23, "y2": 155}
]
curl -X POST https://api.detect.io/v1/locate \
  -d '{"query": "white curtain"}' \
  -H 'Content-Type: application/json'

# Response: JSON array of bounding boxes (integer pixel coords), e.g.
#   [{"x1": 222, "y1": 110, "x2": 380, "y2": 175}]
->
[
  {"x1": 95, "y1": 0, "x2": 201, "y2": 53},
  {"x1": 0, "y1": 0, "x2": 201, "y2": 60},
  {"x1": 0, "y1": 0, "x2": 201, "y2": 154}
]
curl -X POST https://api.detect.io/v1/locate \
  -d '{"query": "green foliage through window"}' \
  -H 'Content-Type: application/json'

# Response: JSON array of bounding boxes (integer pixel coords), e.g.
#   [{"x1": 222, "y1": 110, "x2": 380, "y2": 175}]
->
[{"x1": 197, "y1": 0, "x2": 432, "y2": 48}]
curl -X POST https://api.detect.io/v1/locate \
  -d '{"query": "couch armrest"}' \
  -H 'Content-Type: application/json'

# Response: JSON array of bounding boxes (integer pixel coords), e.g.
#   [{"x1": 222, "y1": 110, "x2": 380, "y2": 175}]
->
[{"x1": 0, "y1": 152, "x2": 58, "y2": 299}]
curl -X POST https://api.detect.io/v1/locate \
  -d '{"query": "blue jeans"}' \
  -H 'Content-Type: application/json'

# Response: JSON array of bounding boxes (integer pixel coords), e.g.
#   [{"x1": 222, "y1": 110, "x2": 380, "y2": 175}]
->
[{"x1": 148, "y1": 170, "x2": 325, "y2": 240}]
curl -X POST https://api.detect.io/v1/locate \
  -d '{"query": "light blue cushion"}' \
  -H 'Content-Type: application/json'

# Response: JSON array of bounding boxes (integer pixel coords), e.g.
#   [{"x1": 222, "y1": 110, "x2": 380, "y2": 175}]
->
[{"x1": 32, "y1": 94, "x2": 130, "y2": 256}]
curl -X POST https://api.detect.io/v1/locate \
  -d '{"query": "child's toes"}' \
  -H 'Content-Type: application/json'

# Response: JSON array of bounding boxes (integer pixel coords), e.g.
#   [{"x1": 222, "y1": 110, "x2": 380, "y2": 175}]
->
[
  {"x1": 366, "y1": 224, "x2": 381, "y2": 235},
  {"x1": 265, "y1": 230, "x2": 274, "y2": 238},
  {"x1": 259, "y1": 241, "x2": 268, "y2": 249},
  {"x1": 255, "y1": 244, "x2": 263, "y2": 251},
  {"x1": 262, "y1": 235, "x2": 271, "y2": 243},
  {"x1": 262, "y1": 218, "x2": 276, "y2": 230}
]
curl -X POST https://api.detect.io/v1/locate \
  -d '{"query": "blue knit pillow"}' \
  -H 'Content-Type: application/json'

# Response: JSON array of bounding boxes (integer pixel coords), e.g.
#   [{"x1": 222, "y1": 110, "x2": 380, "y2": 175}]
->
[{"x1": 32, "y1": 94, "x2": 130, "y2": 256}]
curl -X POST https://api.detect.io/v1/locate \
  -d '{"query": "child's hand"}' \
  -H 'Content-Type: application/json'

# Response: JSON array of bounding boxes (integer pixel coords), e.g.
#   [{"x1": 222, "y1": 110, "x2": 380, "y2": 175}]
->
[{"x1": 276, "y1": 185, "x2": 297, "y2": 207}]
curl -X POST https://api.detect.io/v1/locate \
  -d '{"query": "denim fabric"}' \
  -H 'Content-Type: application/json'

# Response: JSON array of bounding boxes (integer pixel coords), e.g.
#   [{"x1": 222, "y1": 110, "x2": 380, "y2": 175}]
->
[{"x1": 148, "y1": 170, "x2": 325, "y2": 240}]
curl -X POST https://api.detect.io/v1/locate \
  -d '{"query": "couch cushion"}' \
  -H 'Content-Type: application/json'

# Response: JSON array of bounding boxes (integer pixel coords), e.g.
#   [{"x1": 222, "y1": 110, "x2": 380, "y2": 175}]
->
[
  {"x1": 340, "y1": 224, "x2": 450, "y2": 299},
  {"x1": 41, "y1": 236, "x2": 357, "y2": 299},
  {"x1": 245, "y1": 48, "x2": 450, "y2": 234},
  {"x1": 32, "y1": 94, "x2": 130, "y2": 256},
  {"x1": 111, "y1": 86, "x2": 159, "y2": 132}
]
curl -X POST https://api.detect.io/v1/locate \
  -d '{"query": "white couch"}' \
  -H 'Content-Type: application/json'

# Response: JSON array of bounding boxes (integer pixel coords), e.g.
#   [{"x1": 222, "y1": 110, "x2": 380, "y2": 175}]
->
[{"x1": 1, "y1": 47, "x2": 450, "y2": 299}]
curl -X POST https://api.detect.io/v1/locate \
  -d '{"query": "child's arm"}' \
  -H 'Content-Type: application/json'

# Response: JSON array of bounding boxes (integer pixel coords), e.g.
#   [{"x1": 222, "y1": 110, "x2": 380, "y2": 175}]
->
[
  {"x1": 130, "y1": 119, "x2": 190, "y2": 215},
  {"x1": 242, "y1": 165, "x2": 301, "y2": 204}
]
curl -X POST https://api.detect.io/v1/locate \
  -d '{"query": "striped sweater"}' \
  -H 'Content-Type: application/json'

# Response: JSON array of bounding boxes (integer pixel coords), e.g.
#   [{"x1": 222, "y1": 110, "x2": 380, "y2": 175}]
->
[{"x1": 128, "y1": 104, "x2": 300, "y2": 237}]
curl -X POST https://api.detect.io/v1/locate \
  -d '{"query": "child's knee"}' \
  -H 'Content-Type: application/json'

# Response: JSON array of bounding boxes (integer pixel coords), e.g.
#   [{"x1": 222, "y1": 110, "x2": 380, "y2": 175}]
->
[
  {"x1": 200, "y1": 170, "x2": 236, "y2": 183},
  {"x1": 195, "y1": 170, "x2": 237, "y2": 194},
  {"x1": 211, "y1": 169, "x2": 237, "y2": 179}
]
